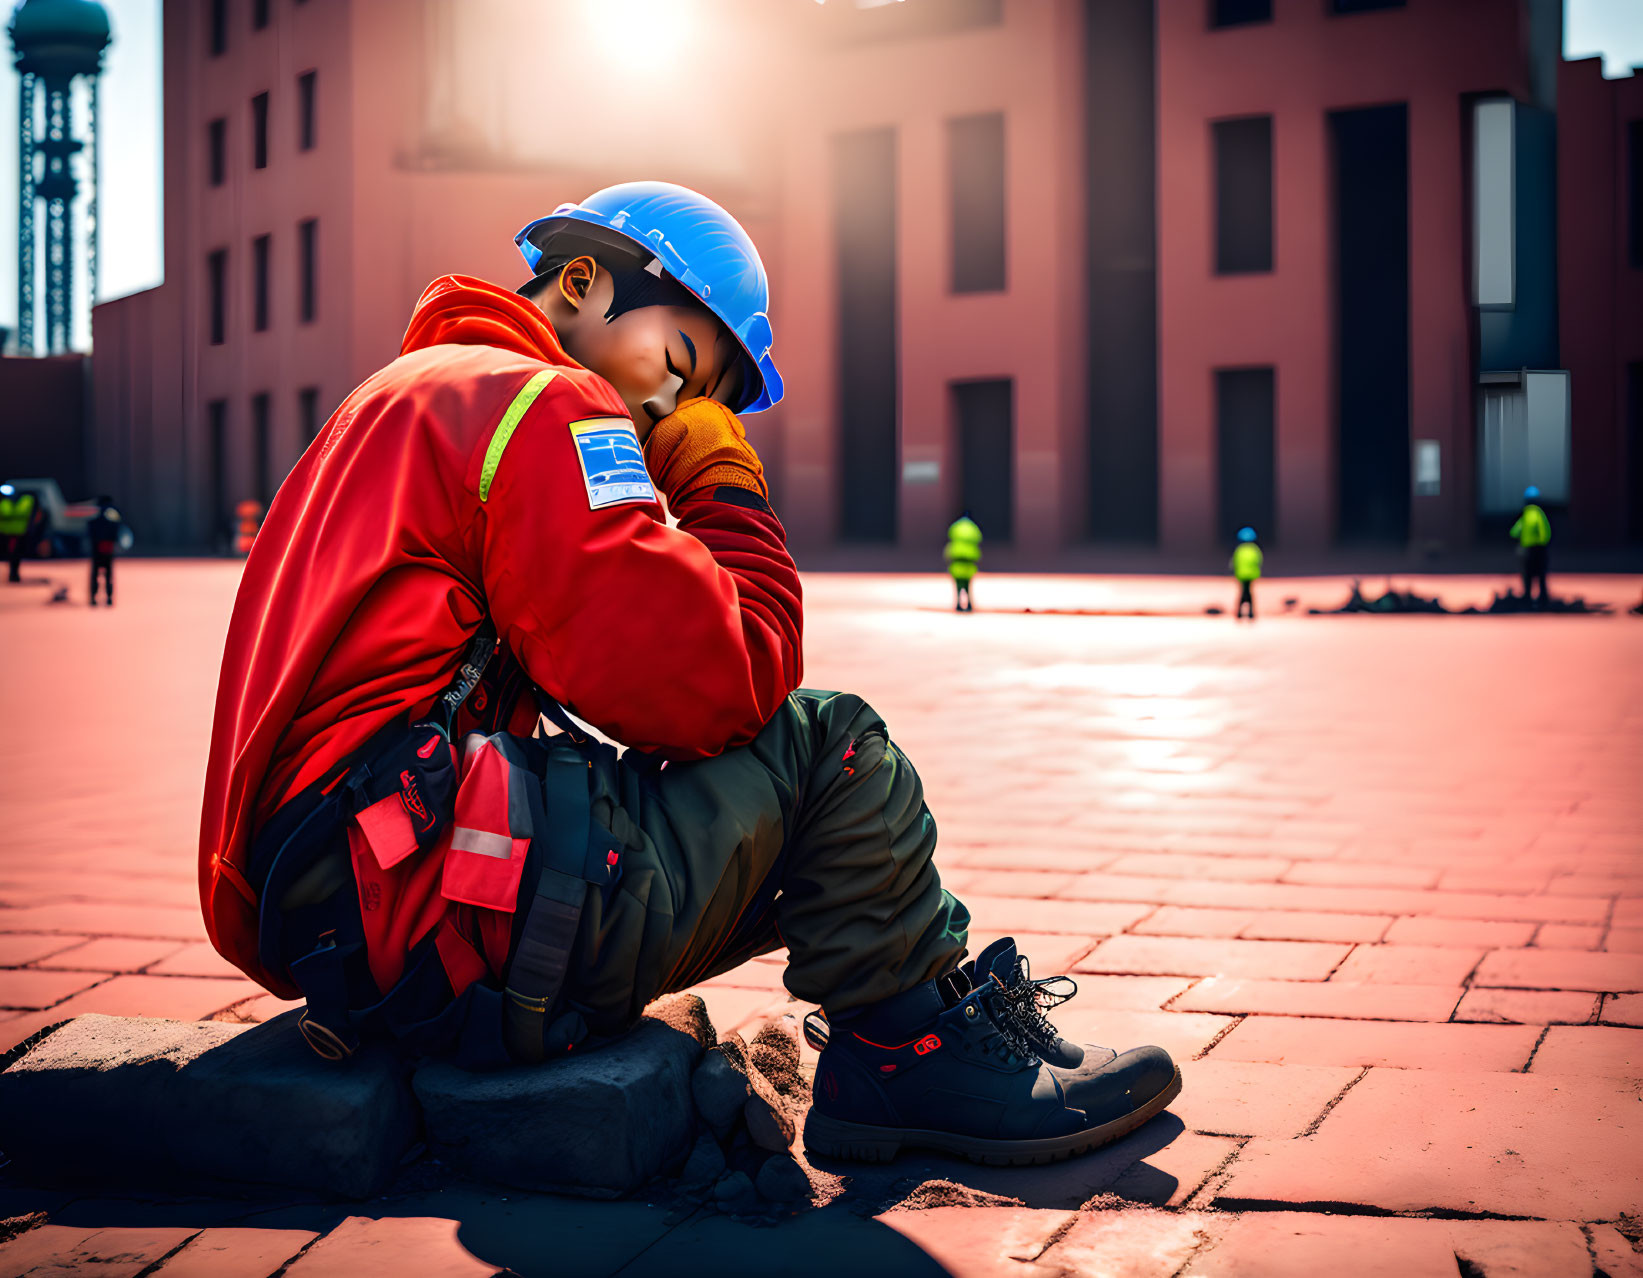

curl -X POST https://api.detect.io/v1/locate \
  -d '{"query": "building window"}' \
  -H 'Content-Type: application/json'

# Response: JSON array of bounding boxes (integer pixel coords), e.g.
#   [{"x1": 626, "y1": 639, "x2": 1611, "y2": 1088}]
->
[
  {"x1": 1330, "y1": 0, "x2": 1404, "y2": 11},
  {"x1": 948, "y1": 113, "x2": 1006, "y2": 294},
  {"x1": 252, "y1": 234, "x2": 271, "y2": 331},
  {"x1": 1209, "y1": 0, "x2": 1270, "y2": 27},
  {"x1": 210, "y1": 0, "x2": 228, "y2": 56},
  {"x1": 252, "y1": 0, "x2": 270, "y2": 29},
  {"x1": 1628, "y1": 120, "x2": 1643, "y2": 270},
  {"x1": 252, "y1": 393, "x2": 272, "y2": 505},
  {"x1": 299, "y1": 218, "x2": 318, "y2": 322},
  {"x1": 300, "y1": 386, "x2": 322, "y2": 444},
  {"x1": 252, "y1": 93, "x2": 269, "y2": 170},
  {"x1": 1472, "y1": 98, "x2": 1515, "y2": 307},
  {"x1": 1213, "y1": 115, "x2": 1273, "y2": 274},
  {"x1": 298, "y1": 71, "x2": 317, "y2": 151},
  {"x1": 208, "y1": 400, "x2": 228, "y2": 545},
  {"x1": 208, "y1": 248, "x2": 228, "y2": 344},
  {"x1": 208, "y1": 118, "x2": 227, "y2": 186}
]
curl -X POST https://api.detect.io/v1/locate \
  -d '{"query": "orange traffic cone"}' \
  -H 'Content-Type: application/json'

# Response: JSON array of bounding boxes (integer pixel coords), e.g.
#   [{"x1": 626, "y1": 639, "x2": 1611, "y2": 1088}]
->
[{"x1": 235, "y1": 500, "x2": 264, "y2": 556}]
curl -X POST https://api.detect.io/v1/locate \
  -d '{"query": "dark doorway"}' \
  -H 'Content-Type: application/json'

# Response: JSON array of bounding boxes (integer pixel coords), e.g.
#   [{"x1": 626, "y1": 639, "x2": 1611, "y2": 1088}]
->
[
  {"x1": 1628, "y1": 361, "x2": 1643, "y2": 542},
  {"x1": 835, "y1": 127, "x2": 899, "y2": 542},
  {"x1": 208, "y1": 399, "x2": 227, "y2": 549},
  {"x1": 1084, "y1": 0, "x2": 1158, "y2": 543},
  {"x1": 953, "y1": 379, "x2": 1014, "y2": 542},
  {"x1": 1216, "y1": 367, "x2": 1275, "y2": 544},
  {"x1": 1330, "y1": 103, "x2": 1410, "y2": 544}
]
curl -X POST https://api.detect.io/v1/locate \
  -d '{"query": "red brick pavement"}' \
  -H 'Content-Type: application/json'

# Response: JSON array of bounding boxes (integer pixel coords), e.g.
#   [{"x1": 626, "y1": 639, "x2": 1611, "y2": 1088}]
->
[{"x1": 1, "y1": 564, "x2": 1641, "y2": 1276}]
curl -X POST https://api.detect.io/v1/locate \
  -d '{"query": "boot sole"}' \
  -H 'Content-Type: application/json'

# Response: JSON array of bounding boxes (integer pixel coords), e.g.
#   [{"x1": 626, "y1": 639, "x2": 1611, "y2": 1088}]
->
[{"x1": 804, "y1": 1064, "x2": 1183, "y2": 1166}]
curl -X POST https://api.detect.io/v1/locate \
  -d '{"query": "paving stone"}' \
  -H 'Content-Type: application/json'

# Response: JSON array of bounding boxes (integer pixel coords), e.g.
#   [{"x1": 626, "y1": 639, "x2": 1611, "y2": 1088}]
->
[
  {"x1": 1535, "y1": 923, "x2": 1605, "y2": 951},
  {"x1": 144, "y1": 943, "x2": 247, "y2": 980},
  {"x1": 0, "y1": 967, "x2": 106, "y2": 1010},
  {"x1": 1076, "y1": 936, "x2": 1350, "y2": 981},
  {"x1": 1330, "y1": 944, "x2": 1483, "y2": 986},
  {"x1": 1173, "y1": 1060, "x2": 1358, "y2": 1137},
  {"x1": 1208, "y1": 1016, "x2": 1540, "y2": 1071},
  {"x1": 1216, "y1": 1068, "x2": 1643, "y2": 1219},
  {"x1": 1383, "y1": 916, "x2": 1537, "y2": 948},
  {"x1": 0, "y1": 1224, "x2": 200, "y2": 1278},
  {"x1": 1105, "y1": 1130, "x2": 1239, "y2": 1207},
  {"x1": 877, "y1": 1207, "x2": 1073, "y2": 1278},
  {"x1": 0, "y1": 935, "x2": 87, "y2": 967},
  {"x1": 1473, "y1": 947, "x2": 1643, "y2": 993},
  {"x1": 1452, "y1": 987, "x2": 1599, "y2": 1025},
  {"x1": 0, "y1": 903, "x2": 206, "y2": 940},
  {"x1": 999, "y1": 931, "x2": 1101, "y2": 973},
  {"x1": 1527, "y1": 1025, "x2": 1643, "y2": 1077},
  {"x1": 1108, "y1": 853, "x2": 1290, "y2": 882},
  {"x1": 1063, "y1": 974, "x2": 1196, "y2": 1010},
  {"x1": 1037, "y1": 1208, "x2": 1210, "y2": 1278},
  {"x1": 1052, "y1": 1008, "x2": 1235, "y2": 1063},
  {"x1": 951, "y1": 869, "x2": 1080, "y2": 898},
  {"x1": 1602, "y1": 992, "x2": 1643, "y2": 1026},
  {"x1": 29, "y1": 938, "x2": 185, "y2": 972},
  {"x1": 1180, "y1": 1213, "x2": 1459, "y2": 1278},
  {"x1": 960, "y1": 895, "x2": 1153, "y2": 937},
  {"x1": 1444, "y1": 1220, "x2": 1597, "y2": 1278},
  {"x1": 1240, "y1": 911, "x2": 1391, "y2": 943},
  {"x1": 1587, "y1": 1225, "x2": 1643, "y2": 1278},
  {"x1": 281, "y1": 1216, "x2": 500, "y2": 1278},
  {"x1": 0, "y1": 1013, "x2": 416, "y2": 1197},
  {"x1": 415, "y1": 1011, "x2": 705, "y2": 1197},
  {"x1": 156, "y1": 1227, "x2": 320, "y2": 1278},
  {"x1": 1175, "y1": 976, "x2": 1460, "y2": 1021},
  {"x1": 1132, "y1": 906, "x2": 1257, "y2": 938},
  {"x1": 1283, "y1": 861, "x2": 1437, "y2": 888},
  {"x1": 1606, "y1": 927, "x2": 1643, "y2": 954}
]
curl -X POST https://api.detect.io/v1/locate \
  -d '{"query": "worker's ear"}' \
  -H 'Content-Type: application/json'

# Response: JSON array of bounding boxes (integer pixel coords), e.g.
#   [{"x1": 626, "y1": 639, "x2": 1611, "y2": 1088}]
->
[{"x1": 557, "y1": 256, "x2": 598, "y2": 312}]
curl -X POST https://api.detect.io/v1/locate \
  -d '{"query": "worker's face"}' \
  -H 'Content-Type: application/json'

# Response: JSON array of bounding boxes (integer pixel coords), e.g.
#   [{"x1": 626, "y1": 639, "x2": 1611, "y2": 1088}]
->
[{"x1": 532, "y1": 257, "x2": 745, "y2": 440}]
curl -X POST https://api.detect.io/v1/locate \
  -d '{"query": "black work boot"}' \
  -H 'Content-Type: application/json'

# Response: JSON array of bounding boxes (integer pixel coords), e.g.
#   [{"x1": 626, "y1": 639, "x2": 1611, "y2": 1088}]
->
[
  {"x1": 804, "y1": 937, "x2": 1180, "y2": 1165},
  {"x1": 959, "y1": 937, "x2": 1112, "y2": 1073}
]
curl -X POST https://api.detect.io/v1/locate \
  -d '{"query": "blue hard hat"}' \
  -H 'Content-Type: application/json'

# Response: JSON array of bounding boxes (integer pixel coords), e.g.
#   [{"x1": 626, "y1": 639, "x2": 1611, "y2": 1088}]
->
[
  {"x1": 515, "y1": 182, "x2": 782, "y2": 415},
  {"x1": 1523, "y1": 485, "x2": 1540, "y2": 501},
  {"x1": 1237, "y1": 526, "x2": 1257, "y2": 542}
]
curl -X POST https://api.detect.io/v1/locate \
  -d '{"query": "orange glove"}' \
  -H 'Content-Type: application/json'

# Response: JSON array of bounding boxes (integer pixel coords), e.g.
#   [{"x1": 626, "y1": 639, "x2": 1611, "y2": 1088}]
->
[{"x1": 642, "y1": 396, "x2": 768, "y2": 505}]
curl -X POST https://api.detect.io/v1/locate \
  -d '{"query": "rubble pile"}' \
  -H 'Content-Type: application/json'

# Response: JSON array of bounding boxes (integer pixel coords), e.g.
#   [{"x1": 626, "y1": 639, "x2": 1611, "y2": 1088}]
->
[
  {"x1": 677, "y1": 1016, "x2": 821, "y2": 1216},
  {"x1": 1310, "y1": 580, "x2": 1613, "y2": 616}
]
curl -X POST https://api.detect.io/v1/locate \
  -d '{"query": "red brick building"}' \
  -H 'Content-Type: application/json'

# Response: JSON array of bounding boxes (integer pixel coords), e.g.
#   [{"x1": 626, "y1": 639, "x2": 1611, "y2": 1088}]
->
[{"x1": 86, "y1": 0, "x2": 1641, "y2": 558}]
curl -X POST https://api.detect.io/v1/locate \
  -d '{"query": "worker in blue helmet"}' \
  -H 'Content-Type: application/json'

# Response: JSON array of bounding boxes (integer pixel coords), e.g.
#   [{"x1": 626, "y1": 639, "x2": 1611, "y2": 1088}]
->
[
  {"x1": 1230, "y1": 526, "x2": 1263, "y2": 621},
  {"x1": 1510, "y1": 485, "x2": 1551, "y2": 607}
]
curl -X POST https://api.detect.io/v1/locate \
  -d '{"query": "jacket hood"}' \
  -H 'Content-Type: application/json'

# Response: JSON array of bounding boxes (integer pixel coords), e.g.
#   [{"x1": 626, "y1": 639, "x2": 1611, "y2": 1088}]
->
[{"x1": 401, "y1": 274, "x2": 581, "y2": 368}]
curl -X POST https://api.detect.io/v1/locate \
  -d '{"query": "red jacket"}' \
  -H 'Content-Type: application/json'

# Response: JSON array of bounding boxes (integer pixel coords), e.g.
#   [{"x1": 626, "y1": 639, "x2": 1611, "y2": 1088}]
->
[{"x1": 199, "y1": 275, "x2": 804, "y2": 997}]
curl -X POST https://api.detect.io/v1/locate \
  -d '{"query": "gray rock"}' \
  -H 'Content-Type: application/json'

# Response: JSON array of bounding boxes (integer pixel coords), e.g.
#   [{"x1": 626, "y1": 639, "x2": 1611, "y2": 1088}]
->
[
  {"x1": 678, "y1": 1133, "x2": 726, "y2": 1189},
  {"x1": 754, "y1": 1151, "x2": 812, "y2": 1203},
  {"x1": 643, "y1": 992, "x2": 714, "y2": 1052},
  {"x1": 415, "y1": 1012, "x2": 704, "y2": 1198},
  {"x1": 690, "y1": 1037, "x2": 751, "y2": 1136},
  {"x1": 712, "y1": 1169, "x2": 759, "y2": 1214},
  {"x1": 0, "y1": 1013, "x2": 414, "y2": 1198},
  {"x1": 743, "y1": 1064, "x2": 796, "y2": 1152}
]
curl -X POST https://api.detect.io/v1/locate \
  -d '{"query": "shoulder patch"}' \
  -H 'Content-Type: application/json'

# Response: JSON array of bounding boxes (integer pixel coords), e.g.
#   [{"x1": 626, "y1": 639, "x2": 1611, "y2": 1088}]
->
[{"x1": 568, "y1": 418, "x2": 657, "y2": 510}]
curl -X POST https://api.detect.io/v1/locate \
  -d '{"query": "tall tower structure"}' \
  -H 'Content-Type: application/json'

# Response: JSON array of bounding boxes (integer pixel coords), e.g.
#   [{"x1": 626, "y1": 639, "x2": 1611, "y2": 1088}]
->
[{"x1": 8, "y1": 0, "x2": 110, "y2": 355}]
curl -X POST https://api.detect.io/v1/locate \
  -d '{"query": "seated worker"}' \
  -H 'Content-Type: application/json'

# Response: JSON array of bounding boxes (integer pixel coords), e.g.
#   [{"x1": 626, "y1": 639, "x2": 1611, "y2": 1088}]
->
[{"x1": 197, "y1": 182, "x2": 1178, "y2": 1166}]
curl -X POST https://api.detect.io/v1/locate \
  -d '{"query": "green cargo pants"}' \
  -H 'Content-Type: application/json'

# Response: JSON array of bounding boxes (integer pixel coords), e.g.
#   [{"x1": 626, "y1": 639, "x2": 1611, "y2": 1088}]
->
[{"x1": 560, "y1": 689, "x2": 971, "y2": 1036}]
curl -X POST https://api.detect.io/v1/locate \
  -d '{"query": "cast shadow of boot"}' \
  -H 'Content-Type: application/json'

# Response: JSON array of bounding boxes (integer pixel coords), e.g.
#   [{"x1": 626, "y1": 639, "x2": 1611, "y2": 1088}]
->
[{"x1": 804, "y1": 1111, "x2": 1190, "y2": 1213}]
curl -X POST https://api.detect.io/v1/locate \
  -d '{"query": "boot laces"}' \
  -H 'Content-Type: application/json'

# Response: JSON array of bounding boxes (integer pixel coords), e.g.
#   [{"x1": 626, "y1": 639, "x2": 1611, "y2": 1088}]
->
[
  {"x1": 979, "y1": 974, "x2": 1043, "y2": 1063},
  {"x1": 1004, "y1": 956, "x2": 1078, "y2": 1051}
]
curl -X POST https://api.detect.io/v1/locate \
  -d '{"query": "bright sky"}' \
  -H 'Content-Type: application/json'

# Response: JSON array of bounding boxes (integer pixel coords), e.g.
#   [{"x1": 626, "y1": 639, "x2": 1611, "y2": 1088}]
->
[{"x1": 0, "y1": 0, "x2": 1638, "y2": 348}]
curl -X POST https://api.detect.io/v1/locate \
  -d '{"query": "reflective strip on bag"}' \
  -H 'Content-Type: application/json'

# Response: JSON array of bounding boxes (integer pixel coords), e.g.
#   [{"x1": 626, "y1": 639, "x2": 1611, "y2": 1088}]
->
[{"x1": 450, "y1": 826, "x2": 512, "y2": 859}]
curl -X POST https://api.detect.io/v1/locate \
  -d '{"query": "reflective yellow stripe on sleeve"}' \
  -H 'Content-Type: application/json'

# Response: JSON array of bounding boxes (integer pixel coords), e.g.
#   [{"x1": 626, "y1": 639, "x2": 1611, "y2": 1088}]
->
[{"x1": 479, "y1": 369, "x2": 558, "y2": 503}]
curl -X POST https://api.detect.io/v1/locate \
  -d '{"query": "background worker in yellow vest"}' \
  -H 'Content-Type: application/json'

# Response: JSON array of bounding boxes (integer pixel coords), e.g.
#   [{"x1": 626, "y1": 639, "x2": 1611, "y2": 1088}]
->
[
  {"x1": 0, "y1": 484, "x2": 37, "y2": 583},
  {"x1": 1510, "y1": 485, "x2": 1552, "y2": 607},
  {"x1": 1230, "y1": 526, "x2": 1263, "y2": 621},
  {"x1": 944, "y1": 513, "x2": 982, "y2": 612}
]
